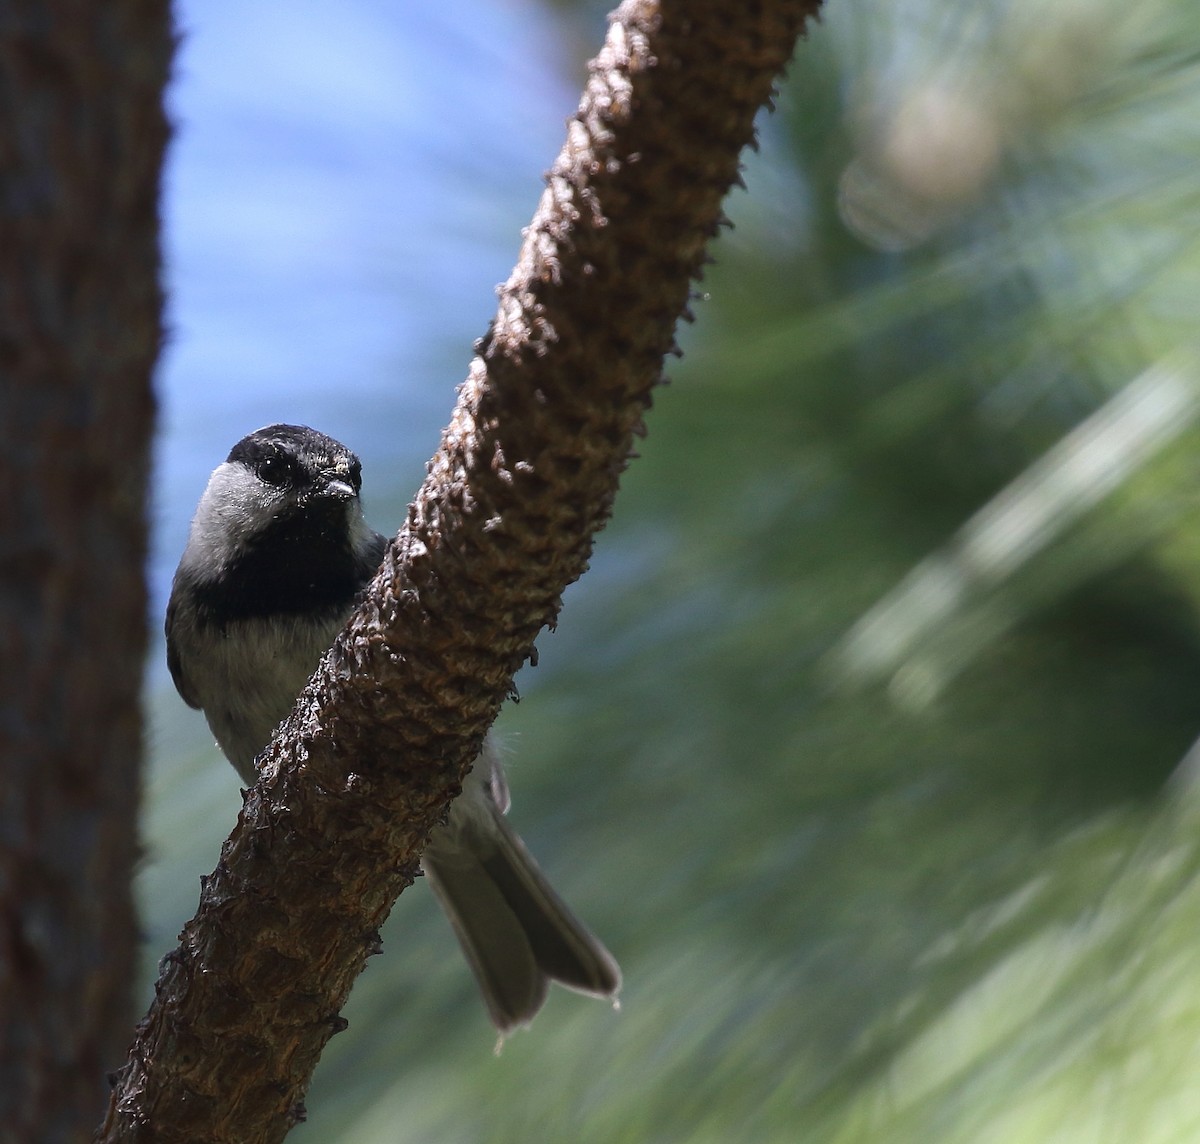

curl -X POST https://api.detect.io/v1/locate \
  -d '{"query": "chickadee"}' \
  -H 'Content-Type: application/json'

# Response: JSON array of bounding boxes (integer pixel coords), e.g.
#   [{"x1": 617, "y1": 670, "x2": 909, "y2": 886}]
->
[{"x1": 165, "y1": 423, "x2": 621, "y2": 1034}]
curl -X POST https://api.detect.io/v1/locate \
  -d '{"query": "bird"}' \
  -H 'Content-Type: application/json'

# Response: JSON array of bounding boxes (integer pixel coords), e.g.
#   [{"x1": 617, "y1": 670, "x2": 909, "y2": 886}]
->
[{"x1": 165, "y1": 422, "x2": 621, "y2": 1034}]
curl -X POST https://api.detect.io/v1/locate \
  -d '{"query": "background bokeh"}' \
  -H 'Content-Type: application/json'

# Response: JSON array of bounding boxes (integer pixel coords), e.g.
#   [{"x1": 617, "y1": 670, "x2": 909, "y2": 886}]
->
[{"x1": 143, "y1": 1, "x2": 1200, "y2": 1140}]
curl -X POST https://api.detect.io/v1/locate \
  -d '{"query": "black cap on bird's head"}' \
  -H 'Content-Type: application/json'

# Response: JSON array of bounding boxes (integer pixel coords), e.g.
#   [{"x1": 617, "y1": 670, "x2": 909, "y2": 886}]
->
[{"x1": 227, "y1": 423, "x2": 363, "y2": 503}]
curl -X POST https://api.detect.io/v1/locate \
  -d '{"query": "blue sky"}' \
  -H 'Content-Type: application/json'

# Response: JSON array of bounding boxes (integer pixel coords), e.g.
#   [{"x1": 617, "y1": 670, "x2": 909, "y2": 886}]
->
[{"x1": 153, "y1": 0, "x2": 585, "y2": 623}]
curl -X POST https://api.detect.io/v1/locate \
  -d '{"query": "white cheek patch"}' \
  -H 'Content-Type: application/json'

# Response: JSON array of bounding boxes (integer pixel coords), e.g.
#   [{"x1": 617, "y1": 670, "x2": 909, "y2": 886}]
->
[{"x1": 182, "y1": 463, "x2": 288, "y2": 575}]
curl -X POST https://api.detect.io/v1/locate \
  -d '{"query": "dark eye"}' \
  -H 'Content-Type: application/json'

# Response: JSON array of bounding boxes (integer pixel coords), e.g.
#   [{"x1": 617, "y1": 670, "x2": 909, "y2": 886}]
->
[{"x1": 256, "y1": 454, "x2": 293, "y2": 487}]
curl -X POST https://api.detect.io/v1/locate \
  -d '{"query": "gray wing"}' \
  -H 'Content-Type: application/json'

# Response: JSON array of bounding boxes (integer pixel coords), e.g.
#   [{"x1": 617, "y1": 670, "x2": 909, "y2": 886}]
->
[{"x1": 164, "y1": 586, "x2": 202, "y2": 710}]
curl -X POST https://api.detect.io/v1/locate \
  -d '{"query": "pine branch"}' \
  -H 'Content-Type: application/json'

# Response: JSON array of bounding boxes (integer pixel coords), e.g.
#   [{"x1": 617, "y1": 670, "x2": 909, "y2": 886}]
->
[{"x1": 97, "y1": 1, "x2": 823, "y2": 1140}]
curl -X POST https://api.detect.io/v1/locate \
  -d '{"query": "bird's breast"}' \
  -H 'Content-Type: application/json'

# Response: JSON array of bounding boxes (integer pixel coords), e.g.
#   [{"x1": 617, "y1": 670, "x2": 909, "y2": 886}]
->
[{"x1": 179, "y1": 608, "x2": 349, "y2": 781}]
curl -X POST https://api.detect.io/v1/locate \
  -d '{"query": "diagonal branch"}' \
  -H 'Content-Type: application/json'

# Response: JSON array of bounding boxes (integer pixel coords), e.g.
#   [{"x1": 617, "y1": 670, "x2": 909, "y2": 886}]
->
[{"x1": 98, "y1": 1, "x2": 823, "y2": 1140}]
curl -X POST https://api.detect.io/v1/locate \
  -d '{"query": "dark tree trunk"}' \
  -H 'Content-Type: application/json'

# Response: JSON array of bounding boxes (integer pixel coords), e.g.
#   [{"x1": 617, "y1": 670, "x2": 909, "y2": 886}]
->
[{"x1": 0, "y1": 3, "x2": 171, "y2": 1141}]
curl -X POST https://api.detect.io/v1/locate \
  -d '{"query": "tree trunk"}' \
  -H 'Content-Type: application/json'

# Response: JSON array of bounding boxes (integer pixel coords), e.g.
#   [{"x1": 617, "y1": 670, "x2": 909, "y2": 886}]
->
[{"x1": 0, "y1": 3, "x2": 171, "y2": 1141}]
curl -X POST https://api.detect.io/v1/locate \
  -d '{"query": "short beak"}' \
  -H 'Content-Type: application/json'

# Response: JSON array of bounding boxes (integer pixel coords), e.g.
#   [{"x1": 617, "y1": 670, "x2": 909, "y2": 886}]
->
[{"x1": 322, "y1": 478, "x2": 357, "y2": 500}]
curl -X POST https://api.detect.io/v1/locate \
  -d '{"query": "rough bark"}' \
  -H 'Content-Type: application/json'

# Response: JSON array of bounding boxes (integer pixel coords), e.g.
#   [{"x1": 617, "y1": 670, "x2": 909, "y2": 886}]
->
[
  {"x1": 98, "y1": 1, "x2": 823, "y2": 1140},
  {"x1": 0, "y1": 3, "x2": 171, "y2": 1142}
]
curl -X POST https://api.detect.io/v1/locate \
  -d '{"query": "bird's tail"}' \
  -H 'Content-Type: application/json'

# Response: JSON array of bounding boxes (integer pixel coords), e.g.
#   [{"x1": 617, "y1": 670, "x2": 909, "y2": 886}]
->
[{"x1": 421, "y1": 748, "x2": 622, "y2": 1036}]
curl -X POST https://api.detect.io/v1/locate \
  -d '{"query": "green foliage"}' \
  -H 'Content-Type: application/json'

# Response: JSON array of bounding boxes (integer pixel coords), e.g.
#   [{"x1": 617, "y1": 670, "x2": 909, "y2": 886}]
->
[{"x1": 141, "y1": 1, "x2": 1200, "y2": 1139}]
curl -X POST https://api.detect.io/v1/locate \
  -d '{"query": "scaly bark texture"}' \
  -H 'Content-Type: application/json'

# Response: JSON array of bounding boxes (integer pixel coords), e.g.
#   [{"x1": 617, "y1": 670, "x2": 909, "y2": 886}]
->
[
  {"x1": 99, "y1": 1, "x2": 823, "y2": 1140},
  {"x1": 0, "y1": 3, "x2": 170, "y2": 1143}
]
